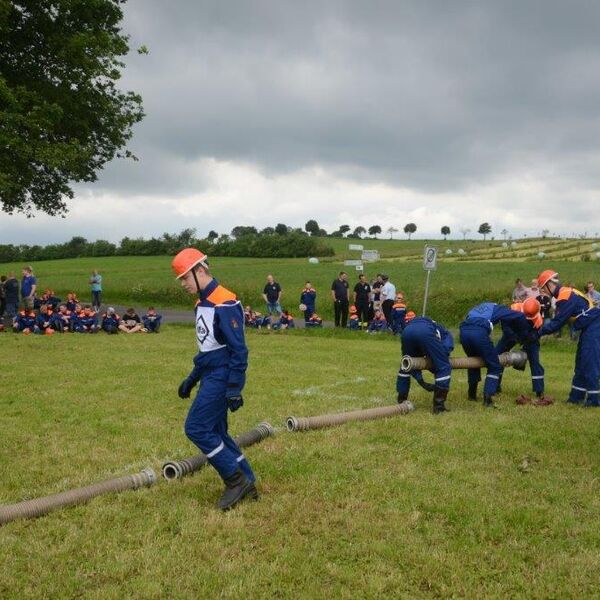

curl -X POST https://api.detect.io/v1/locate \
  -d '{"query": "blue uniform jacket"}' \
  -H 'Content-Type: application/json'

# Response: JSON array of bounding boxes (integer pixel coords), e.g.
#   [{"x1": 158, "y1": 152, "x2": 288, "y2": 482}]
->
[
  {"x1": 300, "y1": 289, "x2": 316, "y2": 308},
  {"x1": 187, "y1": 279, "x2": 248, "y2": 398},
  {"x1": 540, "y1": 286, "x2": 600, "y2": 335},
  {"x1": 463, "y1": 302, "x2": 533, "y2": 340}
]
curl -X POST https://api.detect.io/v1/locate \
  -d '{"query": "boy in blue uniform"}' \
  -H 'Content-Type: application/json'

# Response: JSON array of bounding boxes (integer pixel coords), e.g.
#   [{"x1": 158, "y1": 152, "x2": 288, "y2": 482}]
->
[
  {"x1": 347, "y1": 305, "x2": 361, "y2": 330},
  {"x1": 173, "y1": 248, "x2": 257, "y2": 510},
  {"x1": 460, "y1": 302, "x2": 536, "y2": 408},
  {"x1": 368, "y1": 309, "x2": 389, "y2": 332},
  {"x1": 537, "y1": 270, "x2": 600, "y2": 407},
  {"x1": 34, "y1": 305, "x2": 54, "y2": 334},
  {"x1": 495, "y1": 299, "x2": 549, "y2": 404},
  {"x1": 13, "y1": 309, "x2": 36, "y2": 333},
  {"x1": 53, "y1": 304, "x2": 73, "y2": 332},
  {"x1": 398, "y1": 316, "x2": 454, "y2": 414},
  {"x1": 101, "y1": 307, "x2": 121, "y2": 334},
  {"x1": 305, "y1": 313, "x2": 323, "y2": 327},
  {"x1": 300, "y1": 282, "x2": 317, "y2": 322},
  {"x1": 143, "y1": 307, "x2": 162, "y2": 332},
  {"x1": 390, "y1": 292, "x2": 407, "y2": 334}
]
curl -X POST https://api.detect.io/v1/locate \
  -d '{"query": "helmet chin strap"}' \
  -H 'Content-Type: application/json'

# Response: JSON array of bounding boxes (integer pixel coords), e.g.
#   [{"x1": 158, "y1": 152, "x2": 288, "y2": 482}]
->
[{"x1": 192, "y1": 268, "x2": 201, "y2": 294}]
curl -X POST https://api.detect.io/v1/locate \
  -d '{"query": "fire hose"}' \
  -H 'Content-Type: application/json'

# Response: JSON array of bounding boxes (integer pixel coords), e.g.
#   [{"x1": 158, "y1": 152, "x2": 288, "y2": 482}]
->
[
  {"x1": 0, "y1": 468, "x2": 156, "y2": 526},
  {"x1": 400, "y1": 350, "x2": 528, "y2": 373},
  {"x1": 286, "y1": 401, "x2": 415, "y2": 432},
  {"x1": 161, "y1": 422, "x2": 274, "y2": 480}
]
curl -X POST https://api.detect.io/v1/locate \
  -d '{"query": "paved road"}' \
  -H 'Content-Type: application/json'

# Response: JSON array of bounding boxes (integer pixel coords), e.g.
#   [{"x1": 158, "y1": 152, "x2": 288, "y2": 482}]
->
[{"x1": 112, "y1": 305, "x2": 334, "y2": 328}]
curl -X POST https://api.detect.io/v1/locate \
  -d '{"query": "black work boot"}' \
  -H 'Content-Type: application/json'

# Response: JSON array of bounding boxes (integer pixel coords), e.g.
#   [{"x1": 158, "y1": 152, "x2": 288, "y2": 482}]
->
[
  {"x1": 397, "y1": 392, "x2": 408, "y2": 404},
  {"x1": 468, "y1": 383, "x2": 478, "y2": 401},
  {"x1": 483, "y1": 395, "x2": 497, "y2": 409},
  {"x1": 217, "y1": 469, "x2": 258, "y2": 511},
  {"x1": 432, "y1": 388, "x2": 449, "y2": 415}
]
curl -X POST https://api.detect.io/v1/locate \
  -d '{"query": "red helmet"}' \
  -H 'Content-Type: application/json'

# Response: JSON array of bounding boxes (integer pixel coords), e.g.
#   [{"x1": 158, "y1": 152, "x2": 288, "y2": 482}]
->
[
  {"x1": 537, "y1": 269, "x2": 558, "y2": 288},
  {"x1": 172, "y1": 248, "x2": 208, "y2": 279}
]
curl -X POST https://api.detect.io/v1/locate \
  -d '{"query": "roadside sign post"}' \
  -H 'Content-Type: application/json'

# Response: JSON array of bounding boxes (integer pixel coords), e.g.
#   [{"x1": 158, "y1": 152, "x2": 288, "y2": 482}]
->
[{"x1": 422, "y1": 246, "x2": 438, "y2": 316}]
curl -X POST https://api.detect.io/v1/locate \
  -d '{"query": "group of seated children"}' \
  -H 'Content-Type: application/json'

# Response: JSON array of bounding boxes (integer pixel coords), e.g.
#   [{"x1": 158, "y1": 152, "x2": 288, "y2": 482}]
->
[
  {"x1": 244, "y1": 306, "x2": 318, "y2": 330},
  {"x1": 348, "y1": 292, "x2": 413, "y2": 334},
  {"x1": 10, "y1": 291, "x2": 162, "y2": 335}
]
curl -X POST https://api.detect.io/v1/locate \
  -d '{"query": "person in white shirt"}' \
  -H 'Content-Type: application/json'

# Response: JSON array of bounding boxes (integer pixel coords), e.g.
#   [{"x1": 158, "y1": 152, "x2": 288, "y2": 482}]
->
[{"x1": 380, "y1": 274, "x2": 397, "y2": 324}]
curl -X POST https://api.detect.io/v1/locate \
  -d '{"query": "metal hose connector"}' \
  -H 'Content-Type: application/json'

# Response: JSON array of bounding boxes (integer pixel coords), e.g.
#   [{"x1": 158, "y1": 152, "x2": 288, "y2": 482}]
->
[
  {"x1": 162, "y1": 422, "x2": 274, "y2": 480},
  {"x1": 0, "y1": 468, "x2": 156, "y2": 526},
  {"x1": 286, "y1": 401, "x2": 415, "y2": 432},
  {"x1": 401, "y1": 350, "x2": 528, "y2": 372}
]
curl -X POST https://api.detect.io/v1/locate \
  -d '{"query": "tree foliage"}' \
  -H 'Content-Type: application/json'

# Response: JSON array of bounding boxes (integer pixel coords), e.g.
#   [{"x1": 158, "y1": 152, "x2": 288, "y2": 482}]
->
[
  {"x1": 441, "y1": 225, "x2": 450, "y2": 239},
  {"x1": 404, "y1": 222, "x2": 417, "y2": 240},
  {"x1": 353, "y1": 226, "x2": 366, "y2": 238},
  {"x1": 0, "y1": 0, "x2": 144, "y2": 216},
  {"x1": 478, "y1": 222, "x2": 492, "y2": 240},
  {"x1": 368, "y1": 225, "x2": 382, "y2": 238},
  {"x1": 304, "y1": 219, "x2": 319, "y2": 235}
]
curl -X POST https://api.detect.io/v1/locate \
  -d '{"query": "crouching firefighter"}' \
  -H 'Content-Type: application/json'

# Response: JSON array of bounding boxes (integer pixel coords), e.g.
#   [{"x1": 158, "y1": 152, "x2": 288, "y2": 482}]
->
[
  {"x1": 397, "y1": 315, "x2": 454, "y2": 414},
  {"x1": 496, "y1": 299, "x2": 549, "y2": 404},
  {"x1": 172, "y1": 248, "x2": 258, "y2": 510},
  {"x1": 460, "y1": 302, "x2": 536, "y2": 408},
  {"x1": 537, "y1": 270, "x2": 600, "y2": 407}
]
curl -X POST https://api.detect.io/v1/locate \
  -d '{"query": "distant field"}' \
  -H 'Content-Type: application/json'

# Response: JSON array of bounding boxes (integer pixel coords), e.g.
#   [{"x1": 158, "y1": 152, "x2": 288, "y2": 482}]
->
[{"x1": 1, "y1": 248, "x2": 599, "y2": 325}]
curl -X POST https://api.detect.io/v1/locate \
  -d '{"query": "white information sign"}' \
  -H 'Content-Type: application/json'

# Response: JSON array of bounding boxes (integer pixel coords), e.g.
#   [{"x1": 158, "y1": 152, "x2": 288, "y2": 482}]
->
[
  {"x1": 349, "y1": 244, "x2": 364, "y2": 251},
  {"x1": 361, "y1": 250, "x2": 380, "y2": 262},
  {"x1": 344, "y1": 259, "x2": 363, "y2": 266},
  {"x1": 355, "y1": 264, "x2": 364, "y2": 272},
  {"x1": 423, "y1": 246, "x2": 438, "y2": 271}
]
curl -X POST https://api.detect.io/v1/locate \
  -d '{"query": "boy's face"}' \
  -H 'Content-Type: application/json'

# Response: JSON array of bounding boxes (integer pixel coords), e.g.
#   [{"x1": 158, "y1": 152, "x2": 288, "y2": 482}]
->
[{"x1": 180, "y1": 271, "x2": 198, "y2": 294}]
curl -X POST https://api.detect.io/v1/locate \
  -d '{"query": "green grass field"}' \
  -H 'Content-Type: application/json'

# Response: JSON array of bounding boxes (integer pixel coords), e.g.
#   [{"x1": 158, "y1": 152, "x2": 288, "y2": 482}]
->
[
  {"x1": 1, "y1": 327, "x2": 600, "y2": 598},
  {"x1": 1, "y1": 245, "x2": 599, "y2": 325}
]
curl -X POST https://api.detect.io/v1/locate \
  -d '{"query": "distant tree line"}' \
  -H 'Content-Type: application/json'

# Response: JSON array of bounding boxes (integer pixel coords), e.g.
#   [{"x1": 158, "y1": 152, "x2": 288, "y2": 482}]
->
[{"x1": 0, "y1": 226, "x2": 334, "y2": 263}]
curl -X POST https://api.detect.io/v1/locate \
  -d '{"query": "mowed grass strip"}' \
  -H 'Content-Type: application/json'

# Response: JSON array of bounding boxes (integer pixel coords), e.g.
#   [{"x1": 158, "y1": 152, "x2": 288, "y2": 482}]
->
[{"x1": 1, "y1": 327, "x2": 600, "y2": 598}]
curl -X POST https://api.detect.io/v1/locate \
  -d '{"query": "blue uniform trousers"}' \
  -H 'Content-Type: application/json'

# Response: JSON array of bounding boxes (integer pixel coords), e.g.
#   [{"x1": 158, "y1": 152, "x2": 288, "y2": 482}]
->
[
  {"x1": 569, "y1": 317, "x2": 600, "y2": 406},
  {"x1": 495, "y1": 335, "x2": 544, "y2": 395},
  {"x1": 397, "y1": 321, "x2": 451, "y2": 395},
  {"x1": 459, "y1": 323, "x2": 501, "y2": 397},
  {"x1": 184, "y1": 367, "x2": 256, "y2": 481},
  {"x1": 303, "y1": 305, "x2": 314, "y2": 322}
]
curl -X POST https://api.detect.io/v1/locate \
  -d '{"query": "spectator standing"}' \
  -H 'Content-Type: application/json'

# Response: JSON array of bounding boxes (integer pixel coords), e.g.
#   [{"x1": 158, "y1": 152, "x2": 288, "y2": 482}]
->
[
  {"x1": 586, "y1": 281, "x2": 600, "y2": 307},
  {"x1": 0, "y1": 275, "x2": 5, "y2": 319},
  {"x1": 4, "y1": 272, "x2": 20, "y2": 327},
  {"x1": 512, "y1": 278, "x2": 529, "y2": 303},
  {"x1": 262, "y1": 275, "x2": 282, "y2": 318},
  {"x1": 380, "y1": 274, "x2": 397, "y2": 324},
  {"x1": 89, "y1": 269, "x2": 103, "y2": 312},
  {"x1": 299, "y1": 281, "x2": 317, "y2": 322},
  {"x1": 371, "y1": 274, "x2": 383, "y2": 311},
  {"x1": 331, "y1": 271, "x2": 350, "y2": 327},
  {"x1": 21, "y1": 266, "x2": 37, "y2": 310},
  {"x1": 353, "y1": 273, "x2": 371, "y2": 328}
]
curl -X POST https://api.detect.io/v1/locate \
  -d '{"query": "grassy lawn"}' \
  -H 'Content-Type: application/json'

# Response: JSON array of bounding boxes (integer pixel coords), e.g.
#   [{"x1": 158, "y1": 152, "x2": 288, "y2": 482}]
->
[{"x1": 1, "y1": 327, "x2": 599, "y2": 598}]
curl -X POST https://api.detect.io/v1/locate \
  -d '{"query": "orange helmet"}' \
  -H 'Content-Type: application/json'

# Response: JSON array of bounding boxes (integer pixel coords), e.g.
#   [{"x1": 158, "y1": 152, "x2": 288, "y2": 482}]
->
[
  {"x1": 349, "y1": 305, "x2": 357, "y2": 313},
  {"x1": 537, "y1": 269, "x2": 559, "y2": 288},
  {"x1": 523, "y1": 297, "x2": 543, "y2": 329},
  {"x1": 405, "y1": 311, "x2": 416, "y2": 322},
  {"x1": 172, "y1": 248, "x2": 208, "y2": 279},
  {"x1": 45, "y1": 328, "x2": 55, "y2": 336}
]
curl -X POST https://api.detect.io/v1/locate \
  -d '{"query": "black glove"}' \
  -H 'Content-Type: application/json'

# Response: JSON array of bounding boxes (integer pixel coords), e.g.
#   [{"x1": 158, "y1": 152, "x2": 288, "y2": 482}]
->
[
  {"x1": 227, "y1": 395, "x2": 244, "y2": 412},
  {"x1": 178, "y1": 377, "x2": 197, "y2": 399}
]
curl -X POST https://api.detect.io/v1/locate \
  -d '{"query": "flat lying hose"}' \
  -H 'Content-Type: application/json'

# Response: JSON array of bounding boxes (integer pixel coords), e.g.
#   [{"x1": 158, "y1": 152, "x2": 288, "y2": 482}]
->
[
  {"x1": 161, "y1": 422, "x2": 274, "y2": 480},
  {"x1": 0, "y1": 468, "x2": 156, "y2": 526},
  {"x1": 286, "y1": 401, "x2": 415, "y2": 432},
  {"x1": 400, "y1": 350, "x2": 528, "y2": 372}
]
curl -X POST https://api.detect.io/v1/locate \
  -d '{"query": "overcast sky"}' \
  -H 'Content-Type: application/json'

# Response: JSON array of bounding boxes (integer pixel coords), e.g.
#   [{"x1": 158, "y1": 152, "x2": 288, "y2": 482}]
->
[{"x1": 2, "y1": 0, "x2": 600, "y2": 245}]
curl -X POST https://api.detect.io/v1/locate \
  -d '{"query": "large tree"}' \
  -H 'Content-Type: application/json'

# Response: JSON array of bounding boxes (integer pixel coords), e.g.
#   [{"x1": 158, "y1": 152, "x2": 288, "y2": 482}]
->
[
  {"x1": 441, "y1": 225, "x2": 450, "y2": 240},
  {"x1": 304, "y1": 219, "x2": 319, "y2": 236},
  {"x1": 0, "y1": 0, "x2": 144, "y2": 216}
]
